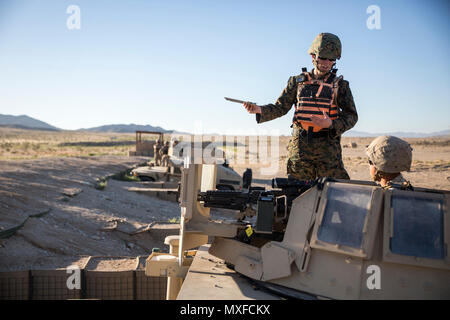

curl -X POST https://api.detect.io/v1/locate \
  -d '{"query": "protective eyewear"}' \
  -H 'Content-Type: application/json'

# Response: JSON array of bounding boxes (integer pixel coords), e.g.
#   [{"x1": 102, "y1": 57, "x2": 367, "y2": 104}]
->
[{"x1": 318, "y1": 56, "x2": 336, "y2": 62}]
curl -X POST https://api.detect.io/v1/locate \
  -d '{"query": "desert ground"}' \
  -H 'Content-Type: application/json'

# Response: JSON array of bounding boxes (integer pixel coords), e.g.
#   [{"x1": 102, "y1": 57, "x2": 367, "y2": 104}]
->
[
  {"x1": 0, "y1": 128, "x2": 449, "y2": 271},
  {"x1": 234, "y1": 135, "x2": 450, "y2": 190}
]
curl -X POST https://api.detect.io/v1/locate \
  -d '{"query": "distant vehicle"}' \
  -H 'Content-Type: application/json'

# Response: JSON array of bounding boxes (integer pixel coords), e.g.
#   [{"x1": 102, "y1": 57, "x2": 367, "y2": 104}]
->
[
  {"x1": 131, "y1": 166, "x2": 174, "y2": 182},
  {"x1": 131, "y1": 162, "x2": 243, "y2": 191}
]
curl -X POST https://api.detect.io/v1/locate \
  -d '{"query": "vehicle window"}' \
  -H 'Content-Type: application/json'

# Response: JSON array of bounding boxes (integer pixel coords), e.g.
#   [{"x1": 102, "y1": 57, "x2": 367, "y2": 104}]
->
[
  {"x1": 390, "y1": 194, "x2": 445, "y2": 260},
  {"x1": 317, "y1": 184, "x2": 373, "y2": 248}
]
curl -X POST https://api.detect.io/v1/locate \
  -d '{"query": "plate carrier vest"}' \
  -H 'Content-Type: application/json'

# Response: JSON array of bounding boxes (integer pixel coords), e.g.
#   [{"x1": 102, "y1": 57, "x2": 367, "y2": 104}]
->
[{"x1": 293, "y1": 68, "x2": 343, "y2": 133}]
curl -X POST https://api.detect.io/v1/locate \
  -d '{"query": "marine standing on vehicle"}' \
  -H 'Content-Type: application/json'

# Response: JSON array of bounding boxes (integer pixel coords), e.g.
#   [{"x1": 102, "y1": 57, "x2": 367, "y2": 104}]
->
[{"x1": 243, "y1": 33, "x2": 358, "y2": 180}]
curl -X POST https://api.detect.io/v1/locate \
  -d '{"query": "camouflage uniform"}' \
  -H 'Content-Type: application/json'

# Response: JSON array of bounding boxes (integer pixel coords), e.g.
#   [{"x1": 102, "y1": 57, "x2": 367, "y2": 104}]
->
[
  {"x1": 256, "y1": 71, "x2": 358, "y2": 180},
  {"x1": 160, "y1": 142, "x2": 170, "y2": 167},
  {"x1": 154, "y1": 140, "x2": 162, "y2": 166},
  {"x1": 381, "y1": 174, "x2": 413, "y2": 189}
]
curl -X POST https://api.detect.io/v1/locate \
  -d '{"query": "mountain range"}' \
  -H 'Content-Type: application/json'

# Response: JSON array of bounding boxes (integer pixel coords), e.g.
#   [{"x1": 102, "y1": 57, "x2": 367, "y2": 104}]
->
[
  {"x1": 343, "y1": 130, "x2": 450, "y2": 138},
  {"x1": 0, "y1": 114, "x2": 59, "y2": 131},
  {"x1": 0, "y1": 114, "x2": 173, "y2": 133},
  {"x1": 79, "y1": 124, "x2": 172, "y2": 133},
  {"x1": 0, "y1": 114, "x2": 448, "y2": 137}
]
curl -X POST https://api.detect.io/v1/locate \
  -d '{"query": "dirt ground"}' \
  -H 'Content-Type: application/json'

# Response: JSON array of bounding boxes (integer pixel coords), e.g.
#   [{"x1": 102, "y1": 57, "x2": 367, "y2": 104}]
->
[
  {"x1": 233, "y1": 136, "x2": 450, "y2": 191},
  {"x1": 0, "y1": 136, "x2": 448, "y2": 272},
  {"x1": 0, "y1": 156, "x2": 181, "y2": 271}
]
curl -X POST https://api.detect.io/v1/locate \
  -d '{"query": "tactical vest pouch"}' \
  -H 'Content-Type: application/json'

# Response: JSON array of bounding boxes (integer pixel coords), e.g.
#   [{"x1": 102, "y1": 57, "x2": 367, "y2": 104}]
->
[{"x1": 293, "y1": 69, "x2": 341, "y2": 134}]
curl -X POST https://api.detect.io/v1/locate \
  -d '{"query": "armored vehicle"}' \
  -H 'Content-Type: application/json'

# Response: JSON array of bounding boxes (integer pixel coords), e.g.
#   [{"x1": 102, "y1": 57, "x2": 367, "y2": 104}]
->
[
  {"x1": 131, "y1": 161, "x2": 243, "y2": 191},
  {"x1": 145, "y1": 164, "x2": 450, "y2": 300}
]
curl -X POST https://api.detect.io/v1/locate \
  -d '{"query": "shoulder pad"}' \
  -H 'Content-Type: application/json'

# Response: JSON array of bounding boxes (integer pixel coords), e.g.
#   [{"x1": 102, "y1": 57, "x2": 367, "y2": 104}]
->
[{"x1": 340, "y1": 78, "x2": 350, "y2": 87}]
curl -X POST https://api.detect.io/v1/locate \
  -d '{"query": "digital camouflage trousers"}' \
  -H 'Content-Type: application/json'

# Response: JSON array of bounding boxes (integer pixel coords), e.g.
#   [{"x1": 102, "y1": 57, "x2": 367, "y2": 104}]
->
[{"x1": 286, "y1": 129, "x2": 350, "y2": 181}]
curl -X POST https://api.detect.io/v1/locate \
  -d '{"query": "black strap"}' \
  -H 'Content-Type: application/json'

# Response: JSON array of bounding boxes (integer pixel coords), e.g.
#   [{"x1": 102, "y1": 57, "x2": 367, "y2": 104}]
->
[
  {"x1": 307, "y1": 127, "x2": 313, "y2": 144},
  {"x1": 325, "y1": 73, "x2": 336, "y2": 84},
  {"x1": 299, "y1": 129, "x2": 329, "y2": 139}
]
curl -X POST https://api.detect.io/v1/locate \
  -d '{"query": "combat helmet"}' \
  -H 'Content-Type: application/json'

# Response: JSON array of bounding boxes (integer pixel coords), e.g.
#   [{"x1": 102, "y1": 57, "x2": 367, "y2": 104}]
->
[
  {"x1": 308, "y1": 33, "x2": 342, "y2": 60},
  {"x1": 366, "y1": 136, "x2": 413, "y2": 173}
]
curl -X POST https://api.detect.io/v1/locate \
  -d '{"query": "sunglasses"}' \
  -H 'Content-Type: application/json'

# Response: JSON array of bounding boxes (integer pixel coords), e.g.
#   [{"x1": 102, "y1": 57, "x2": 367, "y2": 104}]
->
[{"x1": 318, "y1": 56, "x2": 336, "y2": 62}]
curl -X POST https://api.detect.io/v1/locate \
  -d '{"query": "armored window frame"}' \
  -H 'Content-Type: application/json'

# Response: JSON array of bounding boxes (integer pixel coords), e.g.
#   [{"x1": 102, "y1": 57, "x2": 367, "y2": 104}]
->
[
  {"x1": 382, "y1": 189, "x2": 450, "y2": 270},
  {"x1": 310, "y1": 182, "x2": 383, "y2": 259}
]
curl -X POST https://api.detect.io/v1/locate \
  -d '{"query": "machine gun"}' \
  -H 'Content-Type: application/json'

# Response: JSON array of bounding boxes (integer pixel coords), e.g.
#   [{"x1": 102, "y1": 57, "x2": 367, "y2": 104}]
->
[{"x1": 197, "y1": 177, "x2": 317, "y2": 236}]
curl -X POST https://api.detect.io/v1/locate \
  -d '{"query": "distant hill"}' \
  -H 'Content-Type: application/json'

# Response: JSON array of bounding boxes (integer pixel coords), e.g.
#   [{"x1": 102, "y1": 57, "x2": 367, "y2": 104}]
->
[
  {"x1": 1, "y1": 113, "x2": 448, "y2": 138},
  {"x1": 343, "y1": 129, "x2": 450, "y2": 138},
  {"x1": 0, "y1": 114, "x2": 59, "y2": 131},
  {"x1": 80, "y1": 124, "x2": 173, "y2": 133}
]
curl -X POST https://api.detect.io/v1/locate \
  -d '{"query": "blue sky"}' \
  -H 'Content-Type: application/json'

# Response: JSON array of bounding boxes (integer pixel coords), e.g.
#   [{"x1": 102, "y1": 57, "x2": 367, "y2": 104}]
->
[{"x1": 0, "y1": 0, "x2": 449, "y2": 135}]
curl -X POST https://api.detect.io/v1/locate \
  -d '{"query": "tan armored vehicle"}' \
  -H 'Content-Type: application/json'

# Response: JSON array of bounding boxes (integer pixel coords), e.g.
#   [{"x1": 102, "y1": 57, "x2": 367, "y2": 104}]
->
[
  {"x1": 131, "y1": 160, "x2": 243, "y2": 191},
  {"x1": 145, "y1": 164, "x2": 450, "y2": 300}
]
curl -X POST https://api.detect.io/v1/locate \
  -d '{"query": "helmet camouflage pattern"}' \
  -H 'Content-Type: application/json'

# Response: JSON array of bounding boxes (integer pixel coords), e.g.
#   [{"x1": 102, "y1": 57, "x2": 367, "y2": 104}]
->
[
  {"x1": 366, "y1": 136, "x2": 413, "y2": 173},
  {"x1": 308, "y1": 33, "x2": 342, "y2": 60}
]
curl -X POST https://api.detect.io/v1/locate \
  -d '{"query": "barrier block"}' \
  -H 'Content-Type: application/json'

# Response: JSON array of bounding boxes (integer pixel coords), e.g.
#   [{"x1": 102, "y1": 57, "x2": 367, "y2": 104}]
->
[
  {"x1": 31, "y1": 270, "x2": 81, "y2": 300},
  {"x1": 135, "y1": 271, "x2": 166, "y2": 300},
  {"x1": 85, "y1": 271, "x2": 134, "y2": 300},
  {"x1": 0, "y1": 271, "x2": 30, "y2": 300}
]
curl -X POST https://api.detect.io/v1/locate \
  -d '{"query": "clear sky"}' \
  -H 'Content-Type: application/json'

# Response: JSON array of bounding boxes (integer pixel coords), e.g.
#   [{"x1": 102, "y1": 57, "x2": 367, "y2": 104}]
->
[{"x1": 0, "y1": 0, "x2": 449, "y2": 135}]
